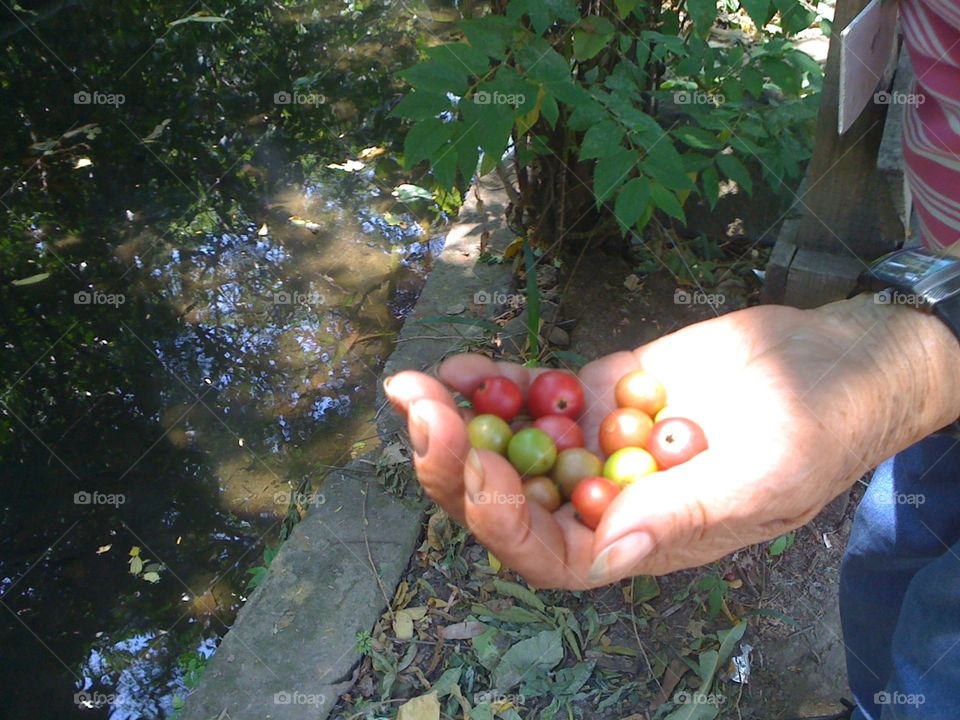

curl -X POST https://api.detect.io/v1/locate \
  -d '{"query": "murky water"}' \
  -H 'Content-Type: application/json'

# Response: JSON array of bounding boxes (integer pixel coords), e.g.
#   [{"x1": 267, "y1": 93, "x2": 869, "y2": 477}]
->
[{"x1": 0, "y1": 1, "x2": 457, "y2": 717}]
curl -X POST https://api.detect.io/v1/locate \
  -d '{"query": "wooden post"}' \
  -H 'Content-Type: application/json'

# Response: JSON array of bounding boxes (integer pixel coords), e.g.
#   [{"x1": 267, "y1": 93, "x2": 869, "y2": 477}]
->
[{"x1": 764, "y1": 0, "x2": 905, "y2": 308}]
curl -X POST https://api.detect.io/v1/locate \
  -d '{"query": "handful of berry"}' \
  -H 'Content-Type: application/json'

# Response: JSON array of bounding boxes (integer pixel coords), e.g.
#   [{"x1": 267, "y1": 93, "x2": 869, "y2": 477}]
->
[{"x1": 467, "y1": 369, "x2": 707, "y2": 529}]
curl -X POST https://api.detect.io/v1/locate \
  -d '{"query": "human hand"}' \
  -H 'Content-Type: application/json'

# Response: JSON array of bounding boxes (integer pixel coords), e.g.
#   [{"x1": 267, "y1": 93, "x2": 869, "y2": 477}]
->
[{"x1": 384, "y1": 299, "x2": 960, "y2": 588}]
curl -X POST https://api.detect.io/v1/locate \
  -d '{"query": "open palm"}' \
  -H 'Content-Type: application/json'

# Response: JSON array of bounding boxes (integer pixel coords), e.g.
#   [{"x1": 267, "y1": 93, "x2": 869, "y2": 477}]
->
[{"x1": 385, "y1": 304, "x2": 881, "y2": 589}]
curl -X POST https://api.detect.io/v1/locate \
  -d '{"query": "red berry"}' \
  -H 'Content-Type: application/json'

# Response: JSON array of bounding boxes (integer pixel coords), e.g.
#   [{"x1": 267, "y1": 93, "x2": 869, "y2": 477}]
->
[
  {"x1": 472, "y1": 376, "x2": 523, "y2": 421},
  {"x1": 528, "y1": 371, "x2": 584, "y2": 420}
]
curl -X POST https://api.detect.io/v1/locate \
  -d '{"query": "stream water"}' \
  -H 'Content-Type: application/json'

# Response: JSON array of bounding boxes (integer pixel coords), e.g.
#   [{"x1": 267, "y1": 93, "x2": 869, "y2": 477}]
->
[{"x1": 0, "y1": 1, "x2": 460, "y2": 717}]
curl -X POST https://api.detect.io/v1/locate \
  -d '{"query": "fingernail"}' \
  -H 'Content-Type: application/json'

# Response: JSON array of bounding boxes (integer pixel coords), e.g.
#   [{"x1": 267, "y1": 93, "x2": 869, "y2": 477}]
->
[
  {"x1": 408, "y1": 401, "x2": 429, "y2": 458},
  {"x1": 464, "y1": 448, "x2": 485, "y2": 498},
  {"x1": 588, "y1": 532, "x2": 655, "y2": 584},
  {"x1": 382, "y1": 375, "x2": 394, "y2": 395}
]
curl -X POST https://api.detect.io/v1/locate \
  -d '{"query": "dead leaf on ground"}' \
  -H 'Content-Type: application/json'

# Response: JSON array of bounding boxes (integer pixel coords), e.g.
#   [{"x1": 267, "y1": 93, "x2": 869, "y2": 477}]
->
[
  {"x1": 396, "y1": 691, "x2": 440, "y2": 720},
  {"x1": 441, "y1": 621, "x2": 486, "y2": 640}
]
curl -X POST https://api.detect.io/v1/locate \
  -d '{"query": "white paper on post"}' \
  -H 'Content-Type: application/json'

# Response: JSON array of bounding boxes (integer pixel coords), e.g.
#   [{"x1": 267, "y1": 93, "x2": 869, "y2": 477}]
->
[{"x1": 838, "y1": 0, "x2": 899, "y2": 135}]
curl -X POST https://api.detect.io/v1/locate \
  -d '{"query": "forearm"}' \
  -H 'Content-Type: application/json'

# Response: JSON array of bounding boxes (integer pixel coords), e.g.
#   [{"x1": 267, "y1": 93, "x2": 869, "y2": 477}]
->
[{"x1": 812, "y1": 293, "x2": 960, "y2": 468}]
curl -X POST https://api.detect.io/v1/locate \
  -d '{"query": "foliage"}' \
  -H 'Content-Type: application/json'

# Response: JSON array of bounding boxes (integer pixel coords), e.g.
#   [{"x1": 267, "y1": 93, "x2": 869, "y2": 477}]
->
[
  {"x1": 395, "y1": 0, "x2": 823, "y2": 246},
  {"x1": 245, "y1": 543, "x2": 281, "y2": 590}
]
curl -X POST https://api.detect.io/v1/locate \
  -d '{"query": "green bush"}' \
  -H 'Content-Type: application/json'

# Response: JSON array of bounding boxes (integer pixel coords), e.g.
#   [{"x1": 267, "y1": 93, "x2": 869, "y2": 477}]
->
[{"x1": 393, "y1": 0, "x2": 823, "y2": 242}]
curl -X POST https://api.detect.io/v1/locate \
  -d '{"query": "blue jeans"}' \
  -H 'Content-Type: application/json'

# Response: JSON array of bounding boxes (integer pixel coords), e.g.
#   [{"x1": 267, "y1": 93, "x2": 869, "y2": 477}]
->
[{"x1": 840, "y1": 434, "x2": 960, "y2": 719}]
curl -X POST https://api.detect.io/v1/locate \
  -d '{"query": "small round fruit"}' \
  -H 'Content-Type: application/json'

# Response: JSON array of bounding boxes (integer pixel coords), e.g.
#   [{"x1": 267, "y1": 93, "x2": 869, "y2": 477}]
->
[
  {"x1": 598, "y1": 408, "x2": 654, "y2": 456},
  {"x1": 571, "y1": 476, "x2": 621, "y2": 529},
  {"x1": 615, "y1": 370, "x2": 667, "y2": 416},
  {"x1": 533, "y1": 415, "x2": 584, "y2": 451},
  {"x1": 527, "y1": 371, "x2": 585, "y2": 420},
  {"x1": 654, "y1": 406, "x2": 676, "y2": 423},
  {"x1": 507, "y1": 428, "x2": 558, "y2": 476},
  {"x1": 472, "y1": 376, "x2": 523, "y2": 421},
  {"x1": 467, "y1": 414, "x2": 513, "y2": 455},
  {"x1": 646, "y1": 417, "x2": 708, "y2": 469},
  {"x1": 603, "y1": 447, "x2": 658, "y2": 487},
  {"x1": 523, "y1": 476, "x2": 563, "y2": 512},
  {"x1": 551, "y1": 448, "x2": 604, "y2": 499}
]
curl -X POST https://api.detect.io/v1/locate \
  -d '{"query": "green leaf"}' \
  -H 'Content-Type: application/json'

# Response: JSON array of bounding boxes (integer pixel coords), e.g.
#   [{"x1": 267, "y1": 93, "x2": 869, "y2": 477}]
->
[
  {"x1": 740, "y1": 0, "x2": 772, "y2": 28},
  {"x1": 491, "y1": 629, "x2": 564, "y2": 689},
  {"x1": 594, "y1": 148, "x2": 639, "y2": 206},
  {"x1": 390, "y1": 92, "x2": 450, "y2": 120},
  {"x1": 649, "y1": 182, "x2": 686, "y2": 222},
  {"x1": 393, "y1": 183, "x2": 434, "y2": 202},
  {"x1": 399, "y1": 61, "x2": 468, "y2": 95},
  {"x1": 716, "y1": 153, "x2": 753, "y2": 194},
  {"x1": 431, "y1": 667, "x2": 463, "y2": 697},
  {"x1": 431, "y1": 142, "x2": 459, "y2": 189},
  {"x1": 540, "y1": 94, "x2": 559, "y2": 128},
  {"x1": 492, "y1": 578, "x2": 547, "y2": 611},
  {"x1": 631, "y1": 574, "x2": 660, "y2": 604},
  {"x1": 717, "y1": 621, "x2": 748, "y2": 669},
  {"x1": 11, "y1": 272, "x2": 50, "y2": 286},
  {"x1": 580, "y1": 120, "x2": 625, "y2": 160},
  {"x1": 773, "y1": 0, "x2": 816, "y2": 34},
  {"x1": 642, "y1": 139, "x2": 693, "y2": 191},
  {"x1": 740, "y1": 66, "x2": 765, "y2": 98},
  {"x1": 425, "y1": 43, "x2": 490, "y2": 77},
  {"x1": 686, "y1": 0, "x2": 718, "y2": 34},
  {"x1": 614, "y1": 176, "x2": 651, "y2": 231},
  {"x1": 768, "y1": 530, "x2": 795, "y2": 556},
  {"x1": 551, "y1": 660, "x2": 596, "y2": 696},
  {"x1": 472, "y1": 628, "x2": 502, "y2": 670},
  {"x1": 573, "y1": 17, "x2": 615, "y2": 61},
  {"x1": 460, "y1": 16, "x2": 513, "y2": 59},
  {"x1": 672, "y1": 126, "x2": 721, "y2": 150},
  {"x1": 519, "y1": 40, "x2": 573, "y2": 85},
  {"x1": 573, "y1": 31, "x2": 609, "y2": 62},
  {"x1": 404, "y1": 119, "x2": 454, "y2": 167},
  {"x1": 702, "y1": 165, "x2": 720, "y2": 209},
  {"x1": 615, "y1": 0, "x2": 641, "y2": 17},
  {"x1": 461, "y1": 99, "x2": 514, "y2": 164}
]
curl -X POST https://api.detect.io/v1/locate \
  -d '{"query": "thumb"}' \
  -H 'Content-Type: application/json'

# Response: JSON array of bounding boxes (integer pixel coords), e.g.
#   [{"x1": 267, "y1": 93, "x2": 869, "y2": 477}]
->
[{"x1": 588, "y1": 451, "x2": 739, "y2": 582}]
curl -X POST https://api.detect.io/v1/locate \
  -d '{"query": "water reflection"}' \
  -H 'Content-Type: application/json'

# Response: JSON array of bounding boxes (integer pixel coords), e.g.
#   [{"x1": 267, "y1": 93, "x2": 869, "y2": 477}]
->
[{"x1": 0, "y1": 0, "x2": 458, "y2": 717}]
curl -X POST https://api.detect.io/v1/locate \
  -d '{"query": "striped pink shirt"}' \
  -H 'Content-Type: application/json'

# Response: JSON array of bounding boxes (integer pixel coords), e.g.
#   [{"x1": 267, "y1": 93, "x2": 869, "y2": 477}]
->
[{"x1": 900, "y1": 0, "x2": 960, "y2": 249}]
